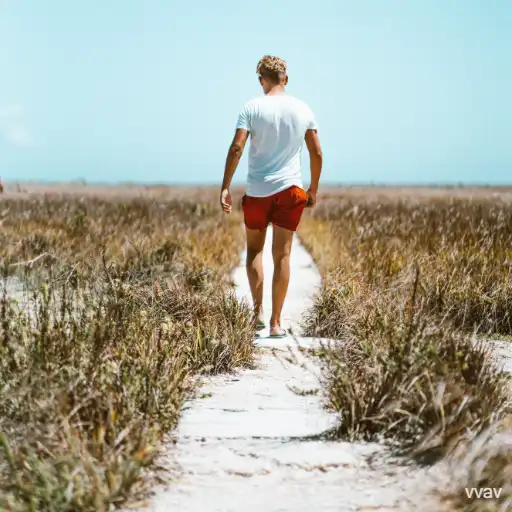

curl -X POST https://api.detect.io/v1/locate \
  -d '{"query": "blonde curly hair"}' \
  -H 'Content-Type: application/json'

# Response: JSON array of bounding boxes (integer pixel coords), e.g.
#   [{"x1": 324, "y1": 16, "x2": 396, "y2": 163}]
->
[{"x1": 256, "y1": 55, "x2": 287, "y2": 84}]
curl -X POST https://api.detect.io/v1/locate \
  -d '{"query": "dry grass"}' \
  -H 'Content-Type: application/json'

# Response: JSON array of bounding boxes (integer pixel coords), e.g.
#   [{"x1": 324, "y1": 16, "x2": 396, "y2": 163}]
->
[
  {"x1": 0, "y1": 189, "x2": 253, "y2": 511},
  {"x1": 301, "y1": 196, "x2": 512, "y2": 334},
  {"x1": 299, "y1": 193, "x2": 511, "y2": 459}
]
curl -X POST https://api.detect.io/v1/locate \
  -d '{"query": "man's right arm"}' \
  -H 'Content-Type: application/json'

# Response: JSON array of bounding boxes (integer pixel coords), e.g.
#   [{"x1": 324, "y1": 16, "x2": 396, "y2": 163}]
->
[{"x1": 304, "y1": 129, "x2": 323, "y2": 207}]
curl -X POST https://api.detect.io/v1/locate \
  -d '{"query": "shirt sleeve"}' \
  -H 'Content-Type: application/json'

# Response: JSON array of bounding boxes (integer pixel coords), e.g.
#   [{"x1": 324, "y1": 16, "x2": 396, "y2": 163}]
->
[
  {"x1": 235, "y1": 103, "x2": 251, "y2": 131},
  {"x1": 307, "y1": 109, "x2": 318, "y2": 130}
]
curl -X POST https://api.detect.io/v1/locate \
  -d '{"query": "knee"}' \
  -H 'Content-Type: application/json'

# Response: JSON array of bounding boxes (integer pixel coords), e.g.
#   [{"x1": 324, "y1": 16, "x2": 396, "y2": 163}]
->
[
  {"x1": 246, "y1": 248, "x2": 262, "y2": 267},
  {"x1": 272, "y1": 248, "x2": 290, "y2": 264}
]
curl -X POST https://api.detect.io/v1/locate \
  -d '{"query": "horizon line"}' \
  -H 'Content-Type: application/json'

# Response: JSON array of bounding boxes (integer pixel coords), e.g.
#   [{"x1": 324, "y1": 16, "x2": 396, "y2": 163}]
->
[{"x1": 4, "y1": 179, "x2": 512, "y2": 188}]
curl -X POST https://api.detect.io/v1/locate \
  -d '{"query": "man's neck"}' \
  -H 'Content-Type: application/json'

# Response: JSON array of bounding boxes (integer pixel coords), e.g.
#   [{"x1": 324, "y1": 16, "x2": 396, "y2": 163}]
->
[{"x1": 265, "y1": 84, "x2": 286, "y2": 96}]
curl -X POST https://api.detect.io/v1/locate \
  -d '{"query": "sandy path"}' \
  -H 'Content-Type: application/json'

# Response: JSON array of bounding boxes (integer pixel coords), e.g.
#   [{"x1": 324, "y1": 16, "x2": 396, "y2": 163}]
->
[{"x1": 138, "y1": 227, "x2": 447, "y2": 512}]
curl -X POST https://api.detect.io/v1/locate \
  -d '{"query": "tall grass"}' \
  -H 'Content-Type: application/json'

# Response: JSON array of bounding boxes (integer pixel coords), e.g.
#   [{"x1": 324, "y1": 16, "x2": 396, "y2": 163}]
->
[
  {"x1": 301, "y1": 196, "x2": 512, "y2": 334},
  {"x1": 0, "y1": 190, "x2": 254, "y2": 511},
  {"x1": 299, "y1": 193, "x2": 511, "y2": 459}
]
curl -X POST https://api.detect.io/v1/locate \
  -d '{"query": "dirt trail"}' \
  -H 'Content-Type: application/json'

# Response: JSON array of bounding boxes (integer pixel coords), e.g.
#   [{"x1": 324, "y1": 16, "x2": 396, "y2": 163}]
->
[{"x1": 139, "y1": 227, "x2": 447, "y2": 512}]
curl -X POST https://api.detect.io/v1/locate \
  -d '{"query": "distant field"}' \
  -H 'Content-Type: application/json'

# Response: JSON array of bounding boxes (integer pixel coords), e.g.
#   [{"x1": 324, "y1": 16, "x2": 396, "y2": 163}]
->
[
  {"x1": 1, "y1": 182, "x2": 245, "y2": 203},
  {"x1": 320, "y1": 184, "x2": 512, "y2": 201},
  {"x1": 2, "y1": 181, "x2": 512, "y2": 201}
]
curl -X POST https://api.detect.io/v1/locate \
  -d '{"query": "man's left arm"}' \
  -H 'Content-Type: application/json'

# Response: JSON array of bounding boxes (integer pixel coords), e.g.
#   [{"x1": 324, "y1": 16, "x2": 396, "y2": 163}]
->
[{"x1": 220, "y1": 128, "x2": 249, "y2": 214}]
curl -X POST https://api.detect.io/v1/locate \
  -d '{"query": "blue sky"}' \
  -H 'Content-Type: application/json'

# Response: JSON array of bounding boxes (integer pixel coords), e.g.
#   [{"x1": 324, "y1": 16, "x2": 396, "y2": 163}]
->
[{"x1": 0, "y1": 1, "x2": 510, "y2": 185}]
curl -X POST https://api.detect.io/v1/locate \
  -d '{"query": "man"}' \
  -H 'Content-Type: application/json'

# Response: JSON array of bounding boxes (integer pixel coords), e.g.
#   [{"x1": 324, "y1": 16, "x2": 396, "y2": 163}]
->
[{"x1": 220, "y1": 55, "x2": 323, "y2": 338}]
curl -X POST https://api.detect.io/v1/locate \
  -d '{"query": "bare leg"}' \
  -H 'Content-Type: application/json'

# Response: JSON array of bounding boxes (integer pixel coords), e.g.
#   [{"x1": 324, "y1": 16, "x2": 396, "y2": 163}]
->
[
  {"x1": 245, "y1": 227, "x2": 267, "y2": 318},
  {"x1": 270, "y1": 224, "x2": 294, "y2": 333}
]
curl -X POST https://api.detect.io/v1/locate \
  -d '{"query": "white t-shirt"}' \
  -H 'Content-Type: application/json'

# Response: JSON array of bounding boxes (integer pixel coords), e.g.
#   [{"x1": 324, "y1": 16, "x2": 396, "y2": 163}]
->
[{"x1": 235, "y1": 94, "x2": 318, "y2": 197}]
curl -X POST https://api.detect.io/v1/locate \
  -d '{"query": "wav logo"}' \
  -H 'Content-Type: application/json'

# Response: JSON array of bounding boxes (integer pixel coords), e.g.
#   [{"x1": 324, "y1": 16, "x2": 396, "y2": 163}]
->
[{"x1": 465, "y1": 488, "x2": 503, "y2": 499}]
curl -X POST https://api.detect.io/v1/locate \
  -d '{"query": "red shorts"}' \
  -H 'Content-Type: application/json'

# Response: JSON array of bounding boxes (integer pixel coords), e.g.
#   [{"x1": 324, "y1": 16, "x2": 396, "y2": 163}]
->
[{"x1": 242, "y1": 185, "x2": 307, "y2": 232}]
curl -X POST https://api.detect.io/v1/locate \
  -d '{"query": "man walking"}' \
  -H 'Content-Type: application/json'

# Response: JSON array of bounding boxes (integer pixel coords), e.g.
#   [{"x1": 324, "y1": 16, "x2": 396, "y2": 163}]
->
[{"x1": 220, "y1": 55, "x2": 323, "y2": 338}]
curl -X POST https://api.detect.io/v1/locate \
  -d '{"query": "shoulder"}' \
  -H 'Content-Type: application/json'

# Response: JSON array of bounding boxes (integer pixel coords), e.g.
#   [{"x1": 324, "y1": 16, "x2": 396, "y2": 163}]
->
[
  {"x1": 286, "y1": 95, "x2": 314, "y2": 113},
  {"x1": 241, "y1": 96, "x2": 265, "y2": 110},
  {"x1": 236, "y1": 97, "x2": 264, "y2": 128},
  {"x1": 286, "y1": 96, "x2": 317, "y2": 128}
]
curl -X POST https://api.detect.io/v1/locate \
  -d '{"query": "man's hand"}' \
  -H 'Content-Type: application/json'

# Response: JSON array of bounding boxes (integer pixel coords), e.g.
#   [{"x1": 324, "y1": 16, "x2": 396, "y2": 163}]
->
[
  {"x1": 306, "y1": 188, "x2": 317, "y2": 208},
  {"x1": 220, "y1": 188, "x2": 232, "y2": 214}
]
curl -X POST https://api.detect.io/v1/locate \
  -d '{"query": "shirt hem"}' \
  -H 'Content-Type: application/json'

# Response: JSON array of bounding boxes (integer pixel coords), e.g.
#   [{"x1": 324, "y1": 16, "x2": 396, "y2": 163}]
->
[{"x1": 246, "y1": 180, "x2": 304, "y2": 198}]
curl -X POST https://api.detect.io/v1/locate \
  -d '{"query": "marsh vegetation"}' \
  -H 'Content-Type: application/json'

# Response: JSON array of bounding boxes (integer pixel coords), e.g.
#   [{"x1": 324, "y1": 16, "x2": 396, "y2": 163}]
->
[
  {"x1": 0, "y1": 188, "x2": 254, "y2": 511},
  {"x1": 299, "y1": 190, "x2": 512, "y2": 509}
]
